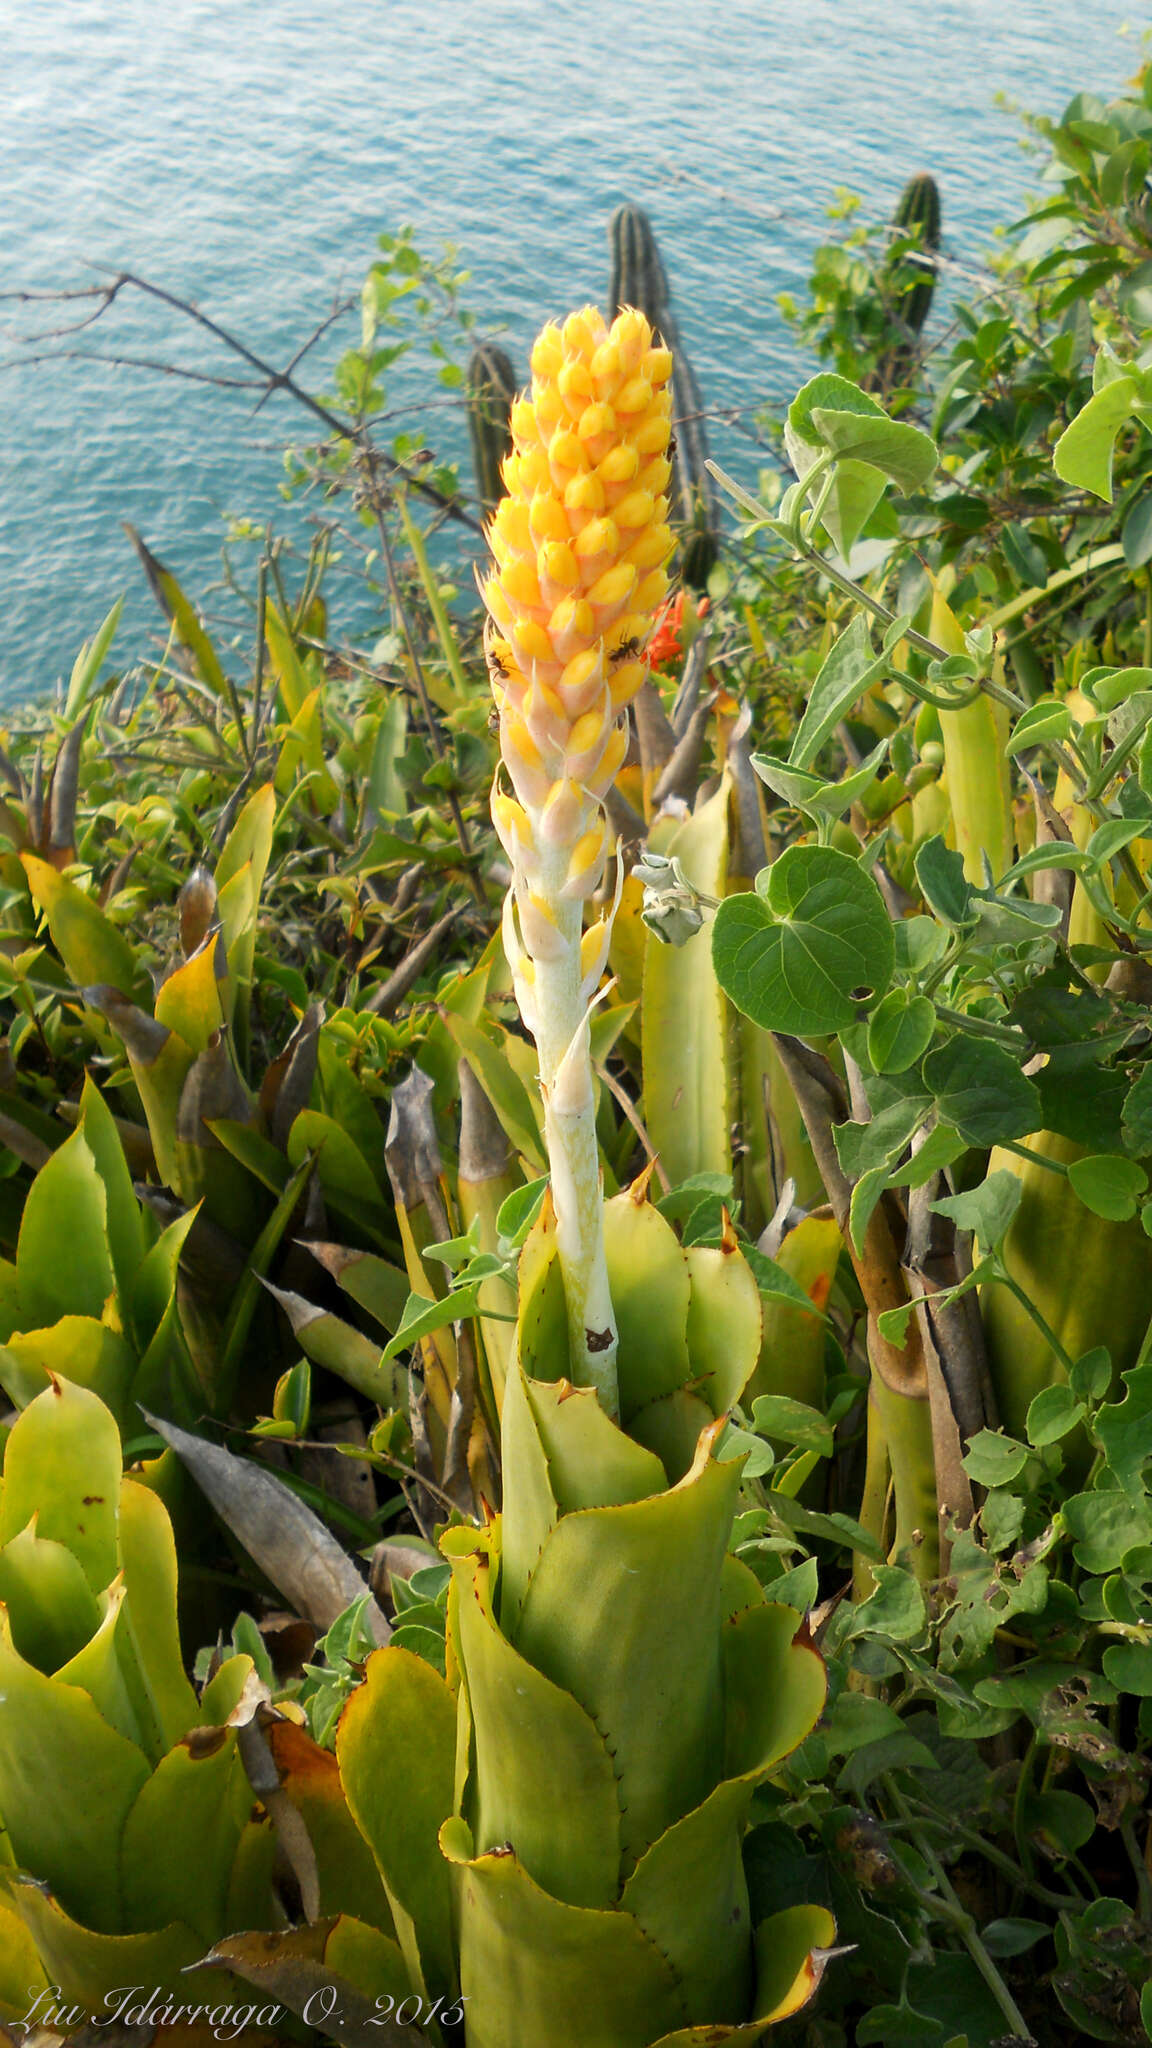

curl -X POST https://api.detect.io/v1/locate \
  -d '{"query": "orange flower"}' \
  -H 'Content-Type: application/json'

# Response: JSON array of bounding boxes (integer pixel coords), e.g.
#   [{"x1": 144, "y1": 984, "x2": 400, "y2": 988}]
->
[{"x1": 644, "y1": 590, "x2": 710, "y2": 671}]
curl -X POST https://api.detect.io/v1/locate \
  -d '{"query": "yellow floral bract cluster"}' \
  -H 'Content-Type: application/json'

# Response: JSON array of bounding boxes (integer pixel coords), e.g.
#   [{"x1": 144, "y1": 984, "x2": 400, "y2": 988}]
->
[{"x1": 484, "y1": 305, "x2": 673, "y2": 895}]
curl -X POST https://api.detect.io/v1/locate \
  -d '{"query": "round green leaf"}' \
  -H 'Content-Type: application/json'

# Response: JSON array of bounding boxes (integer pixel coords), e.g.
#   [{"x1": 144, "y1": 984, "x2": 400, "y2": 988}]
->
[
  {"x1": 961, "y1": 1430, "x2": 1030, "y2": 1487},
  {"x1": 1067, "y1": 1152, "x2": 1148, "y2": 1221},
  {"x1": 712, "y1": 845, "x2": 894, "y2": 1037},
  {"x1": 1025, "y1": 1383, "x2": 1087, "y2": 1447},
  {"x1": 1006, "y1": 698, "x2": 1073, "y2": 753},
  {"x1": 1101, "y1": 1641, "x2": 1152, "y2": 1696},
  {"x1": 867, "y1": 989, "x2": 936, "y2": 1074}
]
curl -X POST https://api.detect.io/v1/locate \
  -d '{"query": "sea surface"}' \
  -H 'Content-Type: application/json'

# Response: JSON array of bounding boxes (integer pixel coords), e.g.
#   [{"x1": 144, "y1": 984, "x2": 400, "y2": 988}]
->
[{"x1": 0, "y1": 1, "x2": 1142, "y2": 705}]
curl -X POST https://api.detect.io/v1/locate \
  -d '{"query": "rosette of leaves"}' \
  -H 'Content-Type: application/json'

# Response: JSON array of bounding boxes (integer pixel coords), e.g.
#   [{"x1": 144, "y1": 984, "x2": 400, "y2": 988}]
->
[
  {"x1": 0, "y1": 1373, "x2": 415, "y2": 2027},
  {"x1": 0, "y1": 1373, "x2": 275, "y2": 2012},
  {"x1": 328, "y1": 1178, "x2": 834, "y2": 2048}
]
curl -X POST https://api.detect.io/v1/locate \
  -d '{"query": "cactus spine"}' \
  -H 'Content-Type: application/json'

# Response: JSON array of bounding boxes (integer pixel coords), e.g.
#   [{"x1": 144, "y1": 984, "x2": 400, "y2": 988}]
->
[
  {"x1": 609, "y1": 204, "x2": 718, "y2": 590},
  {"x1": 467, "y1": 343, "x2": 518, "y2": 512}
]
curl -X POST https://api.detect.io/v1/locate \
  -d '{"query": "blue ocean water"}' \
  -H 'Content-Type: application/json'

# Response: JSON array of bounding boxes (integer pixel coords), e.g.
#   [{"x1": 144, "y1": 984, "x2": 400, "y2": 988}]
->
[{"x1": 0, "y1": 0, "x2": 1141, "y2": 704}]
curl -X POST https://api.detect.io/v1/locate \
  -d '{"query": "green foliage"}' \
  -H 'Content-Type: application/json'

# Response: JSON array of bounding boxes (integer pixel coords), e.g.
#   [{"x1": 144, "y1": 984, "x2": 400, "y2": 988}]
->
[{"x1": 0, "y1": 1377, "x2": 264, "y2": 2008}]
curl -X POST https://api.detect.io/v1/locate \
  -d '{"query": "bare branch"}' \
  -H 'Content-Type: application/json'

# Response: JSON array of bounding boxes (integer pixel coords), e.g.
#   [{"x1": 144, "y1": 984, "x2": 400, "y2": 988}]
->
[{"x1": 1, "y1": 268, "x2": 483, "y2": 534}]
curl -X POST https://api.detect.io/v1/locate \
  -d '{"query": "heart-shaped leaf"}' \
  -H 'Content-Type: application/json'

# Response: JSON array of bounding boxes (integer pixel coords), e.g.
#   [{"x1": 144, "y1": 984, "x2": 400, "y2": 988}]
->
[{"x1": 712, "y1": 845, "x2": 894, "y2": 1037}]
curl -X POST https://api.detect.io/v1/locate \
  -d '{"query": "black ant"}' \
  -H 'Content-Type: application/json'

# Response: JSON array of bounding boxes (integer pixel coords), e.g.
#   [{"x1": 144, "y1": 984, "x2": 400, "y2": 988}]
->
[{"x1": 611, "y1": 636, "x2": 643, "y2": 665}]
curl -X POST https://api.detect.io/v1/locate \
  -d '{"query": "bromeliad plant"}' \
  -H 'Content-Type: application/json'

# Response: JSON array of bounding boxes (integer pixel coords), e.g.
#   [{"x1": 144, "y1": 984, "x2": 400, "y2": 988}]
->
[
  {"x1": 238, "y1": 307, "x2": 838, "y2": 2048},
  {"x1": 0, "y1": 1373, "x2": 414, "y2": 2022},
  {"x1": 440, "y1": 308, "x2": 831, "y2": 2042},
  {"x1": 0, "y1": 1371, "x2": 276, "y2": 2014}
]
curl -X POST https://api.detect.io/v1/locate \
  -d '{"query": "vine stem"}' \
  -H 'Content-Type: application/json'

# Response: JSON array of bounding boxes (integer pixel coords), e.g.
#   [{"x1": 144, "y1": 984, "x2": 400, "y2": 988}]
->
[
  {"x1": 993, "y1": 1266, "x2": 1078, "y2": 1380},
  {"x1": 882, "y1": 1775, "x2": 1036, "y2": 2041},
  {"x1": 898, "y1": 1794, "x2": 1084, "y2": 1912}
]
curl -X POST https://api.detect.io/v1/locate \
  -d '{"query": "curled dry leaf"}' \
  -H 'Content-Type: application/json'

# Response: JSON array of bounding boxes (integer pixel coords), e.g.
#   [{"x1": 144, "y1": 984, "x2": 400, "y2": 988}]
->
[
  {"x1": 142, "y1": 1408, "x2": 390, "y2": 1643},
  {"x1": 193, "y1": 1924, "x2": 427, "y2": 2047}
]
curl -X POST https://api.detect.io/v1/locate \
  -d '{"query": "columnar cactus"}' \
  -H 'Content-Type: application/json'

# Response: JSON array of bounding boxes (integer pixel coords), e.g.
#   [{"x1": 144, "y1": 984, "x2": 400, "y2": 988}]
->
[
  {"x1": 889, "y1": 173, "x2": 941, "y2": 336},
  {"x1": 609, "y1": 206, "x2": 719, "y2": 590},
  {"x1": 466, "y1": 342, "x2": 518, "y2": 512},
  {"x1": 481, "y1": 303, "x2": 675, "y2": 1412}
]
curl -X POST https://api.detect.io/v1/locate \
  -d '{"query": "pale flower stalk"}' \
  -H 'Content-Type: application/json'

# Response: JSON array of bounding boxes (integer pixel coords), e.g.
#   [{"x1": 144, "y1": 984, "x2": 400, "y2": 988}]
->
[{"x1": 482, "y1": 305, "x2": 674, "y2": 1415}]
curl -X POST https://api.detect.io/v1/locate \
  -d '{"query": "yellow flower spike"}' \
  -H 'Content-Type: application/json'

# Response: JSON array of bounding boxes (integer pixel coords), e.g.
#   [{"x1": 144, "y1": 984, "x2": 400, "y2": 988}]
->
[
  {"x1": 562, "y1": 307, "x2": 600, "y2": 354},
  {"x1": 482, "y1": 576, "x2": 514, "y2": 630},
  {"x1": 576, "y1": 401, "x2": 616, "y2": 442},
  {"x1": 509, "y1": 398, "x2": 538, "y2": 445},
  {"x1": 489, "y1": 496, "x2": 525, "y2": 552},
  {"x1": 590, "y1": 338, "x2": 621, "y2": 386},
  {"x1": 613, "y1": 308, "x2": 651, "y2": 371},
  {"x1": 558, "y1": 359, "x2": 594, "y2": 412},
  {"x1": 501, "y1": 718, "x2": 553, "y2": 811},
  {"x1": 625, "y1": 524, "x2": 675, "y2": 573},
  {"x1": 534, "y1": 381, "x2": 565, "y2": 432},
  {"x1": 485, "y1": 303, "x2": 673, "y2": 1410},
  {"x1": 558, "y1": 646, "x2": 603, "y2": 709},
  {"x1": 579, "y1": 915, "x2": 612, "y2": 984},
  {"x1": 639, "y1": 454, "x2": 673, "y2": 495},
  {"x1": 523, "y1": 675, "x2": 570, "y2": 752},
  {"x1": 516, "y1": 446, "x2": 550, "y2": 493},
  {"x1": 510, "y1": 618, "x2": 555, "y2": 668},
  {"x1": 633, "y1": 413, "x2": 671, "y2": 456},
  {"x1": 567, "y1": 705, "x2": 610, "y2": 763},
  {"x1": 635, "y1": 567, "x2": 670, "y2": 614},
  {"x1": 613, "y1": 488, "x2": 656, "y2": 531},
  {"x1": 573, "y1": 512, "x2": 617, "y2": 558},
  {"x1": 491, "y1": 791, "x2": 533, "y2": 862}
]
